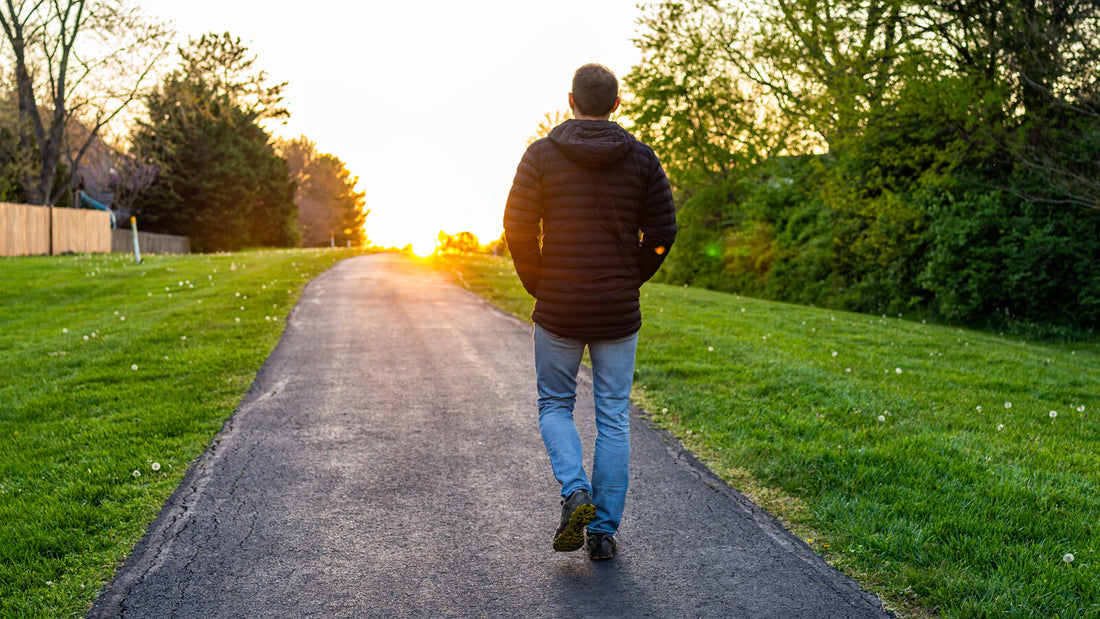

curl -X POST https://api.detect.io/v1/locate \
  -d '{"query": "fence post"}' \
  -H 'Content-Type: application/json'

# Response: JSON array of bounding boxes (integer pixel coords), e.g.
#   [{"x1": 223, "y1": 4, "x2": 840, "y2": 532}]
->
[{"x1": 130, "y1": 216, "x2": 142, "y2": 263}]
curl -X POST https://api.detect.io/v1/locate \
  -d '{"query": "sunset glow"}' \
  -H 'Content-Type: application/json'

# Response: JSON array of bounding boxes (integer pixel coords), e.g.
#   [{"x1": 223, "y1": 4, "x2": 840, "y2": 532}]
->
[{"x1": 139, "y1": 0, "x2": 646, "y2": 251}]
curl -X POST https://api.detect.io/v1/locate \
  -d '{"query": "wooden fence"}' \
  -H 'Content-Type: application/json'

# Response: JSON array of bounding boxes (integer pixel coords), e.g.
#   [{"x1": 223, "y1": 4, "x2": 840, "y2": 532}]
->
[
  {"x1": 111, "y1": 229, "x2": 190, "y2": 255},
  {"x1": 0, "y1": 202, "x2": 111, "y2": 256}
]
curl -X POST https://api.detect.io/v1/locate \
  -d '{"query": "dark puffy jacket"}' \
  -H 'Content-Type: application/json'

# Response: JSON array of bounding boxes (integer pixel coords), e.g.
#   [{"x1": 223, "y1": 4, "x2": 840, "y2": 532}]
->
[{"x1": 504, "y1": 119, "x2": 677, "y2": 340}]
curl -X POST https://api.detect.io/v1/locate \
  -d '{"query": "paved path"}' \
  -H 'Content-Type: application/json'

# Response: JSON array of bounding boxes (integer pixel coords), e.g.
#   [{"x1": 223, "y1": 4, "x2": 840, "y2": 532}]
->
[{"x1": 89, "y1": 253, "x2": 891, "y2": 618}]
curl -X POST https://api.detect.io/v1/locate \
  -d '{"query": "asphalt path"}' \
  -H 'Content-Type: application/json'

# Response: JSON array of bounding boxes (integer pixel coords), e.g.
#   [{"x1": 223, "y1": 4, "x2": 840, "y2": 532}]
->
[{"x1": 89, "y1": 253, "x2": 892, "y2": 618}]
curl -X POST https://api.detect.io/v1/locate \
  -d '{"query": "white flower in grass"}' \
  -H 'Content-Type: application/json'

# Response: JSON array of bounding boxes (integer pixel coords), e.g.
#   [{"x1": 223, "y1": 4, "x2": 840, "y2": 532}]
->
[
  {"x1": 235, "y1": 292, "x2": 241, "y2": 297},
  {"x1": 1049, "y1": 410, "x2": 1058, "y2": 419},
  {"x1": 662, "y1": 408, "x2": 669, "y2": 414},
  {"x1": 62, "y1": 328, "x2": 68, "y2": 334},
  {"x1": 132, "y1": 470, "x2": 141, "y2": 478},
  {"x1": 131, "y1": 364, "x2": 138, "y2": 371},
  {"x1": 997, "y1": 424, "x2": 1004, "y2": 431},
  {"x1": 83, "y1": 335, "x2": 89, "y2": 341},
  {"x1": 877, "y1": 415, "x2": 886, "y2": 422},
  {"x1": 1063, "y1": 553, "x2": 1075, "y2": 563},
  {"x1": 845, "y1": 368, "x2": 852, "y2": 373},
  {"x1": 832, "y1": 351, "x2": 838, "y2": 357},
  {"x1": 1005, "y1": 402, "x2": 1012, "y2": 409},
  {"x1": 895, "y1": 368, "x2": 903, "y2": 374},
  {"x1": 114, "y1": 310, "x2": 119, "y2": 315},
  {"x1": 151, "y1": 462, "x2": 161, "y2": 471},
  {"x1": 976, "y1": 405, "x2": 983, "y2": 412},
  {"x1": 234, "y1": 317, "x2": 240, "y2": 323},
  {"x1": 180, "y1": 336, "x2": 186, "y2": 340},
  {"x1": 120, "y1": 316, "x2": 125, "y2": 321},
  {"x1": 1078, "y1": 405, "x2": 1086, "y2": 412},
  {"x1": 707, "y1": 346, "x2": 714, "y2": 352}
]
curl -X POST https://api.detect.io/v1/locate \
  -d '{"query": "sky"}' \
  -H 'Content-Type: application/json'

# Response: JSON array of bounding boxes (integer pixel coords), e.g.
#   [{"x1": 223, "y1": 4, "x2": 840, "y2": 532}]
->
[{"x1": 138, "y1": 0, "x2": 649, "y2": 254}]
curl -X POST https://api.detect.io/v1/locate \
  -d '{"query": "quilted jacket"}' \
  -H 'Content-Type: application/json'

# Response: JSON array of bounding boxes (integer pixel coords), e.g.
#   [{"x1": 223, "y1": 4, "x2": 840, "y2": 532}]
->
[{"x1": 504, "y1": 119, "x2": 677, "y2": 340}]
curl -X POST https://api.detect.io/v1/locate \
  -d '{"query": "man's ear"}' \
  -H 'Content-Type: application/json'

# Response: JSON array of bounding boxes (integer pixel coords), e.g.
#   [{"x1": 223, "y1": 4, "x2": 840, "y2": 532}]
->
[
  {"x1": 611, "y1": 97, "x2": 621, "y2": 113},
  {"x1": 568, "y1": 93, "x2": 576, "y2": 113}
]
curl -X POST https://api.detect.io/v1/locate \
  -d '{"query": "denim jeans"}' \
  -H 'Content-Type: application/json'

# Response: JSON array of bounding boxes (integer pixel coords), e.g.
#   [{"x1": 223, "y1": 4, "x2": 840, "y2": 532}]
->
[{"x1": 534, "y1": 324, "x2": 638, "y2": 536}]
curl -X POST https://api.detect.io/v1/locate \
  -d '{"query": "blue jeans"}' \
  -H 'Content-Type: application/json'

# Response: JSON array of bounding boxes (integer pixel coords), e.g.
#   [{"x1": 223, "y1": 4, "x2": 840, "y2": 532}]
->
[{"x1": 534, "y1": 324, "x2": 638, "y2": 535}]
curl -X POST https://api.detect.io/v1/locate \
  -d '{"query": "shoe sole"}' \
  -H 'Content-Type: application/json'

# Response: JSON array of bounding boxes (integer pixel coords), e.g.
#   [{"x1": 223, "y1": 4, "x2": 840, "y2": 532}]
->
[{"x1": 552, "y1": 503, "x2": 596, "y2": 552}]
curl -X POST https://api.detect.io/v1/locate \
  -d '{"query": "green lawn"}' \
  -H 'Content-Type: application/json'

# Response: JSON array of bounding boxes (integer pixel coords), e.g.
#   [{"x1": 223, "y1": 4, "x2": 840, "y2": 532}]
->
[
  {"x1": 0, "y1": 248, "x2": 367, "y2": 617},
  {"x1": 432, "y1": 253, "x2": 1100, "y2": 619}
]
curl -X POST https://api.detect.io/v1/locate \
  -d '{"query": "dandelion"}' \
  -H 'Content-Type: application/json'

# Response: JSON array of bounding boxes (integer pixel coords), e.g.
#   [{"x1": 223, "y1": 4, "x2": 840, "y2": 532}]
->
[
  {"x1": 131, "y1": 364, "x2": 138, "y2": 371},
  {"x1": 845, "y1": 368, "x2": 852, "y2": 372},
  {"x1": 234, "y1": 317, "x2": 240, "y2": 323},
  {"x1": 832, "y1": 351, "x2": 838, "y2": 357},
  {"x1": 62, "y1": 328, "x2": 68, "y2": 334},
  {"x1": 1005, "y1": 402, "x2": 1012, "y2": 409},
  {"x1": 235, "y1": 292, "x2": 241, "y2": 297},
  {"x1": 662, "y1": 408, "x2": 669, "y2": 414},
  {"x1": 976, "y1": 405, "x2": 983, "y2": 412},
  {"x1": 707, "y1": 346, "x2": 714, "y2": 352},
  {"x1": 1050, "y1": 410, "x2": 1058, "y2": 419},
  {"x1": 151, "y1": 462, "x2": 161, "y2": 471},
  {"x1": 180, "y1": 336, "x2": 187, "y2": 340},
  {"x1": 1078, "y1": 405, "x2": 1086, "y2": 412},
  {"x1": 132, "y1": 470, "x2": 141, "y2": 478},
  {"x1": 120, "y1": 316, "x2": 125, "y2": 321},
  {"x1": 997, "y1": 424, "x2": 1004, "y2": 431},
  {"x1": 877, "y1": 415, "x2": 886, "y2": 422},
  {"x1": 895, "y1": 368, "x2": 903, "y2": 374},
  {"x1": 740, "y1": 308, "x2": 745, "y2": 312},
  {"x1": 83, "y1": 335, "x2": 89, "y2": 341},
  {"x1": 1063, "y1": 553, "x2": 1075, "y2": 563}
]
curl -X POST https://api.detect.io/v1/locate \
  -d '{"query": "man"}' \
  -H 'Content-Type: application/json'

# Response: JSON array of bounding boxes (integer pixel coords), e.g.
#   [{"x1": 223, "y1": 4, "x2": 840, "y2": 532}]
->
[{"x1": 503, "y1": 63, "x2": 677, "y2": 560}]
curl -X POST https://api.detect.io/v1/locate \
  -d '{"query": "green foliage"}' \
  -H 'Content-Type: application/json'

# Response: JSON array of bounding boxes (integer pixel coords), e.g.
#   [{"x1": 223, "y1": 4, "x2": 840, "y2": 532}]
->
[
  {"x1": 920, "y1": 191, "x2": 1100, "y2": 330},
  {"x1": 130, "y1": 33, "x2": 298, "y2": 252},
  {"x1": 279, "y1": 137, "x2": 368, "y2": 248},
  {"x1": 624, "y1": 0, "x2": 1100, "y2": 333},
  {"x1": 0, "y1": 248, "x2": 366, "y2": 616},
  {"x1": 440, "y1": 252, "x2": 1100, "y2": 619}
]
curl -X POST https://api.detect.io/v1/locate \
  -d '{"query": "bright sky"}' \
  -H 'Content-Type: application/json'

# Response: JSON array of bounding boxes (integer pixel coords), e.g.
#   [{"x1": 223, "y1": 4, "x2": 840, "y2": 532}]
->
[{"x1": 138, "y1": 1, "x2": 648, "y2": 254}]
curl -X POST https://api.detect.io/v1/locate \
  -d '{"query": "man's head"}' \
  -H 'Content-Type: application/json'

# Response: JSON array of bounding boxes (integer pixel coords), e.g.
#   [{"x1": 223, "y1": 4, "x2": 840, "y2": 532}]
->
[{"x1": 569, "y1": 63, "x2": 620, "y2": 119}]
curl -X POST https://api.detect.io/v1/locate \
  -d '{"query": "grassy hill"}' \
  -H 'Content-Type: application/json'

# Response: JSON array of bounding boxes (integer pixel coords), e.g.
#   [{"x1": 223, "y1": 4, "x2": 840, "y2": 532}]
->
[{"x1": 432, "y1": 253, "x2": 1100, "y2": 619}]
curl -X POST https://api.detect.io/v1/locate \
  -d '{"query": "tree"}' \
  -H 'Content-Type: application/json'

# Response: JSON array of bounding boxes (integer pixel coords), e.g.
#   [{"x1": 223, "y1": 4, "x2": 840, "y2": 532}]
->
[
  {"x1": 277, "y1": 136, "x2": 368, "y2": 248},
  {"x1": 436, "y1": 230, "x2": 481, "y2": 254},
  {"x1": 525, "y1": 110, "x2": 572, "y2": 146},
  {"x1": 130, "y1": 33, "x2": 298, "y2": 251},
  {"x1": 0, "y1": 0, "x2": 171, "y2": 206}
]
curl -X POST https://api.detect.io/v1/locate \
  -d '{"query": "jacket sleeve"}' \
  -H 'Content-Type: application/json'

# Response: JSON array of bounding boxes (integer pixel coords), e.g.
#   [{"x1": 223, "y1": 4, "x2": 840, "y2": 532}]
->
[
  {"x1": 503, "y1": 146, "x2": 543, "y2": 297},
  {"x1": 637, "y1": 154, "x2": 677, "y2": 284}
]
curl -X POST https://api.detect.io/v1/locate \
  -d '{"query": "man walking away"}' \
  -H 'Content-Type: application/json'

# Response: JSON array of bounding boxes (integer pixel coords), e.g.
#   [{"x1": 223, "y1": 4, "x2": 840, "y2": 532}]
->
[{"x1": 503, "y1": 63, "x2": 677, "y2": 560}]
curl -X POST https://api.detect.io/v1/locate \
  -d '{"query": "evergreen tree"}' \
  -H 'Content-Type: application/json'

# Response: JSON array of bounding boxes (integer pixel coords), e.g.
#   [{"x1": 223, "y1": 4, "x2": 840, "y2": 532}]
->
[{"x1": 130, "y1": 33, "x2": 297, "y2": 251}]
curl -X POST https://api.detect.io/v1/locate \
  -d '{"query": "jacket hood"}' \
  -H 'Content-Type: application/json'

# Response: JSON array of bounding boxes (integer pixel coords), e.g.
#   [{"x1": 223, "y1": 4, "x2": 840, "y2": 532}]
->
[{"x1": 548, "y1": 119, "x2": 635, "y2": 168}]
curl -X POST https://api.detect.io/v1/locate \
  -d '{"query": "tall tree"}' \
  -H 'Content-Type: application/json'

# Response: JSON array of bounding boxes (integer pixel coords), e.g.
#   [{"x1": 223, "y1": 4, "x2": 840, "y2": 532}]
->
[
  {"x1": 0, "y1": 0, "x2": 171, "y2": 205},
  {"x1": 278, "y1": 136, "x2": 368, "y2": 248},
  {"x1": 130, "y1": 33, "x2": 298, "y2": 251}
]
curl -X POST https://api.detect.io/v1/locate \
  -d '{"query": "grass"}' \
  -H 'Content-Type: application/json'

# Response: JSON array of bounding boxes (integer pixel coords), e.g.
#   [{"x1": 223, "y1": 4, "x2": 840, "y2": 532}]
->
[
  {"x1": 0, "y1": 248, "x2": 368, "y2": 617},
  {"x1": 431, "y1": 253, "x2": 1100, "y2": 619}
]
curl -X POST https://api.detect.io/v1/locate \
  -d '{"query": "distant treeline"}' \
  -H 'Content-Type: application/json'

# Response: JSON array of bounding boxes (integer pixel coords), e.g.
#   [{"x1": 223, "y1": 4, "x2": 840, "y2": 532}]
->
[{"x1": 622, "y1": 0, "x2": 1100, "y2": 335}]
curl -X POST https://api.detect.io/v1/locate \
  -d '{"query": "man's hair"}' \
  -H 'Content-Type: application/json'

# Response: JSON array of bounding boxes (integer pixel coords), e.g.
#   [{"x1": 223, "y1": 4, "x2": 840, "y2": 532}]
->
[{"x1": 571, "y1": 63, "x2": 618, "y2": 117}]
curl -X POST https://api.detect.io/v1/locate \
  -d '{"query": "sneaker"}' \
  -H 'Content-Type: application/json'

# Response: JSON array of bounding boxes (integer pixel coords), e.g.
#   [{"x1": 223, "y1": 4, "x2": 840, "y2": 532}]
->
[
  {"x1": 587, "y1": 532, "x2": 617, "y2": 560},
  {"x1": 552, "y1": 489, "x2": 596, "y2": 552}
]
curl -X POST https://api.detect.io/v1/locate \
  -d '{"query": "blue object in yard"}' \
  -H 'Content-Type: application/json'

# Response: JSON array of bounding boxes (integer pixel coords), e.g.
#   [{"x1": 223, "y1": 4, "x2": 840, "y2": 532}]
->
[{"x1": 79, "y1": 191, "x2": 117, "y2": 228}]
